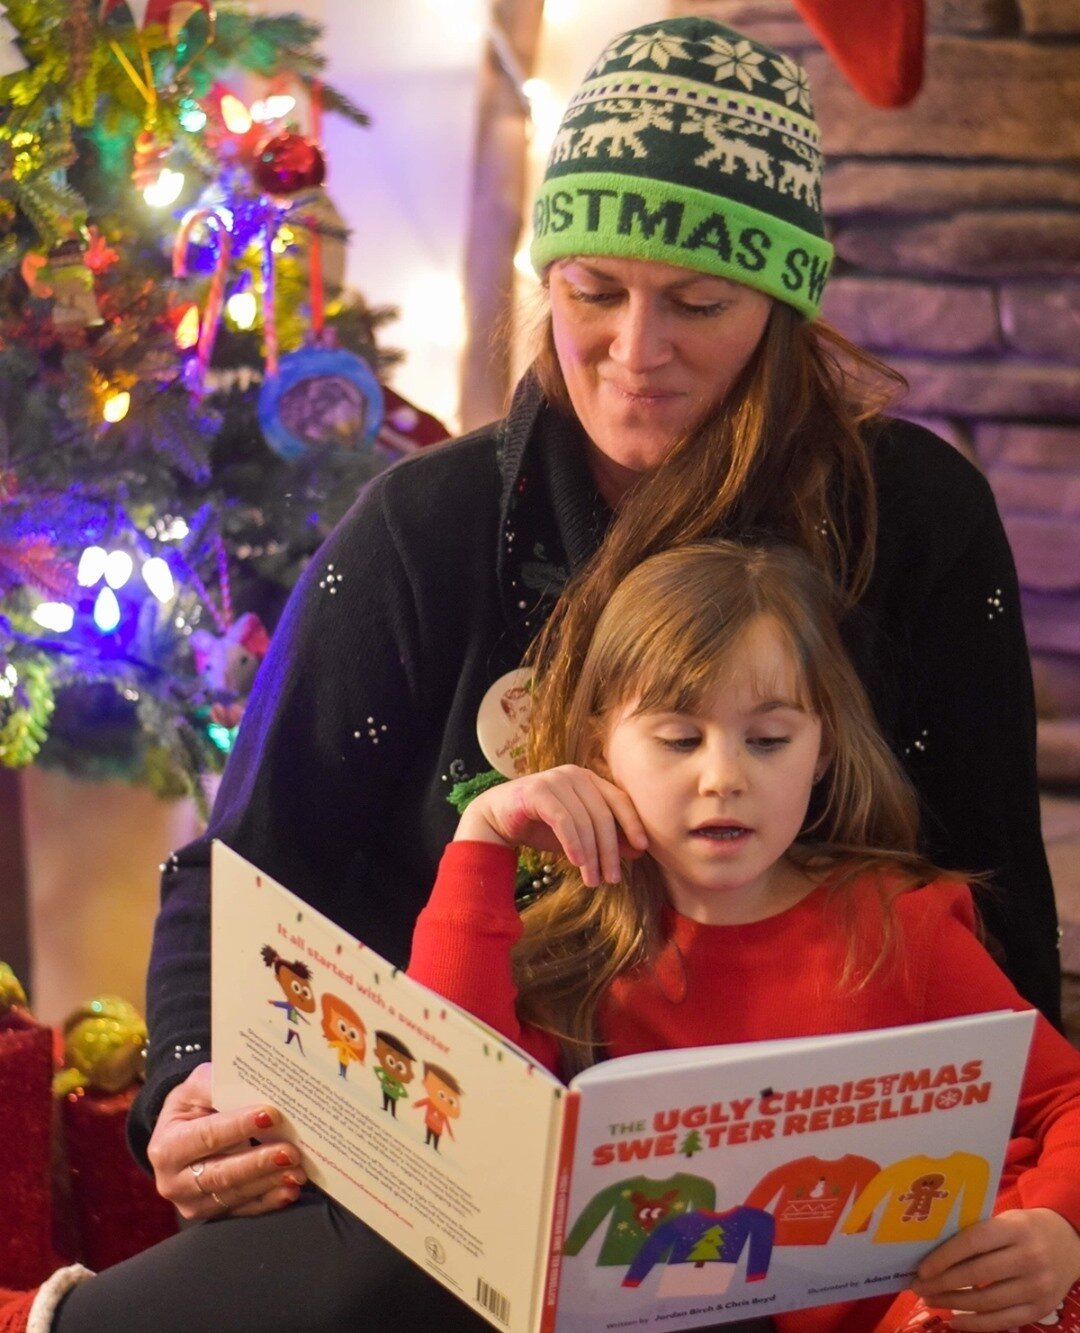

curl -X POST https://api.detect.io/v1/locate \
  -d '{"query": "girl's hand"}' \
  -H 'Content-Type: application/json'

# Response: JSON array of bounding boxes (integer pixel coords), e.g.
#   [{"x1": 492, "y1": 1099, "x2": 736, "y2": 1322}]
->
[
  {"x1": 454, "y1": 765, "x2": 648, "y2": 886},
  {"x1": 911, "y1": 1207, "x2": 1080, "y2": 1330},
  {"x1": 146, "y1": 1062, "x2": 307, "y2": 1221}
]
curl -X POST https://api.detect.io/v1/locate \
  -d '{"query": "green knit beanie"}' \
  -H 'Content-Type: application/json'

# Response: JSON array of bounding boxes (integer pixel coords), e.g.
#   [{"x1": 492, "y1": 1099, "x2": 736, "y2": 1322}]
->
[{"x1": 530, "y1": 17, "x2": 833, "y2": 318}]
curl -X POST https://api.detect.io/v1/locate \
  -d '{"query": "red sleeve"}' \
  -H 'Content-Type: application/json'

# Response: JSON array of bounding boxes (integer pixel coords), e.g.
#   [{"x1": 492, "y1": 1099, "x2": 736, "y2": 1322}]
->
[
  {"x1": 406, "y1": 841, "x2": 561, "y2": 1073},
  {"x1": 897, "y1": 881, "x2": 1080, "y2": 1229}
]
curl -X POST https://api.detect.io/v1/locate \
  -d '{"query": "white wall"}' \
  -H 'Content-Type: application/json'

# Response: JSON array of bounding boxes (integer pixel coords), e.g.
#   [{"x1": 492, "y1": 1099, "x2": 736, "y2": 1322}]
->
[
  {"x1": 255, "y1": 0, "x2": 487, "y2": 431},
  {"x1": 253, "y1": 1, "x2": 662, "y2": 430},
  {"x1": 512, "y1": 0, "x2": 663, "y2": 378}
]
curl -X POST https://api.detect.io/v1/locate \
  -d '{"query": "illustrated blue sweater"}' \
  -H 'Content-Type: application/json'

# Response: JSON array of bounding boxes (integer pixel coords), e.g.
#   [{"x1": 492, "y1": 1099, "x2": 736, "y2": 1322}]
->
[{"x1": 622, "y1": 1205, "x2": 776, "y2": 1288}]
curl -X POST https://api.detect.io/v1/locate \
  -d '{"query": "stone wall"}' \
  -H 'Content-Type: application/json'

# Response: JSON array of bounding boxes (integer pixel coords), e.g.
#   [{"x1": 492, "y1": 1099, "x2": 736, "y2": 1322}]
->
[{"x1": 673, "y1": 0, "x2": 1080, "y2": 785}]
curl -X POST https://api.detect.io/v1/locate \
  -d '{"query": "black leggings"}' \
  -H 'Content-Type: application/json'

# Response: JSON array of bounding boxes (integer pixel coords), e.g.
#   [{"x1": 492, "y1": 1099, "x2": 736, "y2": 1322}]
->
[{"x1": 53, "y1": 1191, "x2": 776, "y2": 1333}]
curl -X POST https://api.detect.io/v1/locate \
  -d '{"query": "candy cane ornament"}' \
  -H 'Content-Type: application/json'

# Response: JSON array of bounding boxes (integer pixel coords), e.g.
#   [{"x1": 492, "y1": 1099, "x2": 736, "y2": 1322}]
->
[{"x1": 172, "y1": 206, "x2": 233, "y2": 396}]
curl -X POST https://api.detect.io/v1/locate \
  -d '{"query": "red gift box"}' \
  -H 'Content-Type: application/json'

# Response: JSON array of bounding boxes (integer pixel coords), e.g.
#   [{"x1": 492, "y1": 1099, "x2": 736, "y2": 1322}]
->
[
  {"x1": 0, "y1": 1009, "x2": 56, "y2": 1286},
  {"x1": 59, "y1": 1085, "x2": 177, "y2": 1271}
]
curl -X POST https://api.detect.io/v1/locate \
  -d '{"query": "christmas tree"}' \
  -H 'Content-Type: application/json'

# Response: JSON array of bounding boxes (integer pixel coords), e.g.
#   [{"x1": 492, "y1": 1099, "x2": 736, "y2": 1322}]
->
[
  {"x1": 688, "y1": 1223, "x2": 725, "y2": 1266},
  {"x1": 0, "y1": 1, "x2": 445, "y2": 812}
]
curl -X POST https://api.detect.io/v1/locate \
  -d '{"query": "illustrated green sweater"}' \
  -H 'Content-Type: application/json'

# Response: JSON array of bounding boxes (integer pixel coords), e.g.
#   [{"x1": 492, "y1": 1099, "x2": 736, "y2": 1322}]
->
[{"x1": 562, "y1": 1173, "x2": 717, "y2": 1266}]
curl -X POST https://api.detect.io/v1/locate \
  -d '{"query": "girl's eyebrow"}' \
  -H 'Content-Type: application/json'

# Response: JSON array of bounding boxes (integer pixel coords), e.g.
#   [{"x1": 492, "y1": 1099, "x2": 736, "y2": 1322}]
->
[
  {"x1": 634, "y1": 696, "x2": 808, "y2": 719},
  {"x1": 751, "y1": 698, "x2": 808, "y2": 715}
]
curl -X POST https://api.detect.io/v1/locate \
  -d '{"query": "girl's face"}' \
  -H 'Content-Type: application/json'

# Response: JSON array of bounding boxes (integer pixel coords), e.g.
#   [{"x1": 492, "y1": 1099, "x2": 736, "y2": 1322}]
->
[
  {"x1": 548, "y1": 256, "x2": 772, "y2": 507},
  {"x1": 279, "y1": 965, "x2": 316, "y2": 1013},
  {"x1": 600, "y1": 615, "x2": 825, "y2": 926}
]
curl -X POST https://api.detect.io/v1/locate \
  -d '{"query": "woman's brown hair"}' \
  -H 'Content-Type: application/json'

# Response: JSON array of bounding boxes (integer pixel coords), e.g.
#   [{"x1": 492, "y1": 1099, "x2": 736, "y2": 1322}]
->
[
  {"x1": 526, "y1": 299, "x2": 904, "y2": 771},
  {"x1": 513, "y1": 541, "x2": 947, "y2": 1076}
]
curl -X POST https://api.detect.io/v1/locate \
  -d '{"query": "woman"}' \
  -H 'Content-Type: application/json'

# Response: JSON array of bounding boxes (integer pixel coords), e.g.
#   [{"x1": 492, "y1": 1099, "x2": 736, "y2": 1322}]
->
[{"x1": 12, "y1": 15, "x2": 1059, "y2": 1333}]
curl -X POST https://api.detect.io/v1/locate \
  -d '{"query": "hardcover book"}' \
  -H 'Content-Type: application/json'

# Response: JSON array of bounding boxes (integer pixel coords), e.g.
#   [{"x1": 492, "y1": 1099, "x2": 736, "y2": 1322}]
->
[{"x1": 211, "y1": 841, "x2": 1035, "y2": 1333}]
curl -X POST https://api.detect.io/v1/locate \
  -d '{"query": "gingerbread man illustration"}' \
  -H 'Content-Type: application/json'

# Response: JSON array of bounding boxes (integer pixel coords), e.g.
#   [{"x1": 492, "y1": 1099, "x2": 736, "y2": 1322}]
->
[{"x1": 898, "y1": 1173, "x2": 948, "y2": 1223}]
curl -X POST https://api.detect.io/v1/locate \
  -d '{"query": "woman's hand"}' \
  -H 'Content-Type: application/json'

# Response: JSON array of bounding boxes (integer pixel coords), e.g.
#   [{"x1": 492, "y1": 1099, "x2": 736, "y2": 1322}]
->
[
  {"x1": 911, "y1": 1207, "x2": 1080, "y2": 1330},
  {"x1": 455, "y1": 764, "x2": 648, "y2": 887},
  {"x1": 146, "y1": 1062, "x2": 307, "y2": 1220}
]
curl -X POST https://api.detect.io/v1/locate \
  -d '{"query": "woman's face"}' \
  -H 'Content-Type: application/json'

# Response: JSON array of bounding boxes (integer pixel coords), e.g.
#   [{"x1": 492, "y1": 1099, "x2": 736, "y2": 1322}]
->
[{"x1": 548, "y1": 256, "x2": 773, "y2": 506}]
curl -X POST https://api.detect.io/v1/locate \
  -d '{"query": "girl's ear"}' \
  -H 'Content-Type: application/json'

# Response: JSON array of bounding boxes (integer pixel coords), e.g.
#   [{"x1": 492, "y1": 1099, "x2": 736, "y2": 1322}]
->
[
  {"x1": 587, "y1": 744, "x2": 612, "y2": 780},
  {"x1": 814, "y1": 736, "x2": 834, "y2": 784},
  {"x1": 583, "y1": 721, "x2": 612, "y2": 779}
]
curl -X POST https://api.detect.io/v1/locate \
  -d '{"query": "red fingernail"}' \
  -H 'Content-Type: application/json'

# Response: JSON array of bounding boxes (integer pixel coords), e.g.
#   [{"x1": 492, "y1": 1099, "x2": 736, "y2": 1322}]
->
[
  {"x1": 283, "y1": 1173, "x2": 301, "y2": 1188},
  {"x1": 273, "y1": 1149, "x2": 292, "y2": 1167},
  {"x1": 254, "y1": 1110, "x2": 273, "y2": 1129}
]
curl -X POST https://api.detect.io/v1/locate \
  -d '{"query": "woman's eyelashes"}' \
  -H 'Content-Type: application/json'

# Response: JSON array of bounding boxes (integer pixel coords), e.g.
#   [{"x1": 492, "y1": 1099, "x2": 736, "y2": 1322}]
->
[
  {"x1": 566, "y1": 285, "x2": 732, "y2": 317},
  {"x1": 568, "y1": 286, "x2": 617, "y2": 305},
  {"x1": 673, "y1": 299, "x2": 731, "y2": 318}
]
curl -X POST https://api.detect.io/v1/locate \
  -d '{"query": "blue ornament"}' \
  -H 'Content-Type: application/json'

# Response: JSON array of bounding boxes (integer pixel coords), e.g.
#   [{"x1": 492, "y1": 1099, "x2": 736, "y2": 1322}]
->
[{"x1": 257, "y1": 345, "x2": 384, "y2": 462}]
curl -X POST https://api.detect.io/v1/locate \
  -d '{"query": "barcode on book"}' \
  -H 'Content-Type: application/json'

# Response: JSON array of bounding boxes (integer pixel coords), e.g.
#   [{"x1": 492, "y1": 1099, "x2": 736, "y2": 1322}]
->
[{"x1": 476, "y1": 1277, "x2": 511, "y2": 1325}]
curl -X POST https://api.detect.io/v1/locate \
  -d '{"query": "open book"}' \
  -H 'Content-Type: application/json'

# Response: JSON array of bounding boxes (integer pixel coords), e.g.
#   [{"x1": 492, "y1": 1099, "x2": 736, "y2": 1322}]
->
[{"x1": 211, "y1": 842, "x2": 1035, "y2": 1333}]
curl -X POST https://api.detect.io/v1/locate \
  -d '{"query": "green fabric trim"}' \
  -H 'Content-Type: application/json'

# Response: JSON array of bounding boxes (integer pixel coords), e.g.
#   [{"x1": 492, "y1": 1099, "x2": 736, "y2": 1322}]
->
[
  {"x1": 447, "y1": 767, "x2": 506, "y2": 814},
  {"x1": 443, "y1": 767, "x2": 557, "y2": 910},
  {"x1": 530, "y1": 171, "x2": 833, "y2": 318}
]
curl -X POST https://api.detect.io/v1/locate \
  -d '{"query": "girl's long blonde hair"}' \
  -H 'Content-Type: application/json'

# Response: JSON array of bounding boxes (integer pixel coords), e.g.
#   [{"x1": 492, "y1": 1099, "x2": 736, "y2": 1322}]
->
[{"x1": 513, "y1": 541, "x2": 946, "y2": 1075}]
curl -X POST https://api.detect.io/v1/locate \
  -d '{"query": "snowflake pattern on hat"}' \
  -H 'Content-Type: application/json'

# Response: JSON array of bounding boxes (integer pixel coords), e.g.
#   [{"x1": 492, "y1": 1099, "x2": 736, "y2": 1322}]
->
[{"x1": 531, "y1": 17, "x2": 832, "y2": 315}]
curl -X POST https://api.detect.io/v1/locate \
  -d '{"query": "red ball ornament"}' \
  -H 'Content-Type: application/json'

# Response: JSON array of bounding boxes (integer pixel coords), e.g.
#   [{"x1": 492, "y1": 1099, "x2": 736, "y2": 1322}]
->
[{"x1": 252, "y1": 132, "x2": 326, "y2": 197}]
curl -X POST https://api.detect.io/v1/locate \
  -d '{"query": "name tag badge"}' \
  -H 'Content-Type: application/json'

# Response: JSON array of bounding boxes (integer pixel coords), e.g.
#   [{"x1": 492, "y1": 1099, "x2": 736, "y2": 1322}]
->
[{"x1": 476, "y1": 668, "x2": 533, "y2": 778}]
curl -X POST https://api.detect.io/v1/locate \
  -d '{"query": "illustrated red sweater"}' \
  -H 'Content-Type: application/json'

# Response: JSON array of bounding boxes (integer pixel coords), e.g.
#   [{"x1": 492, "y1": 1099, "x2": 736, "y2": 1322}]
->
[
  {"x1": 408, "y1": 842, "x2": 1080, "y2": 1333},
  {"x1": 744, "y1": 1154, "x2": 880, "y2": 1246}
]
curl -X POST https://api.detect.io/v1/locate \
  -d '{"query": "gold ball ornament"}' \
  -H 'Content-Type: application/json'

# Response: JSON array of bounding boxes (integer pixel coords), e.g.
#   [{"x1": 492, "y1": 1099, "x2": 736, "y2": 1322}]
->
[
  {"x1": 0, "y1": 961, "x2": 28, "y2": 1014},
  {"x1": 53, "y1": 994, "x2": 148, "y2": 1096}
]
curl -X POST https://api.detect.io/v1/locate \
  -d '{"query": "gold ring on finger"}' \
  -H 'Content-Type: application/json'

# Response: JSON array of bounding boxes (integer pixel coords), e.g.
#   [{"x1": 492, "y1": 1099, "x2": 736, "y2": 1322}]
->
[
  {"x1": 210, "y1": 1190, "x2": 227, "y2": 1210},
  {"x1": 189, "y1": 1161, "x2": 210, "y2": 1196}
]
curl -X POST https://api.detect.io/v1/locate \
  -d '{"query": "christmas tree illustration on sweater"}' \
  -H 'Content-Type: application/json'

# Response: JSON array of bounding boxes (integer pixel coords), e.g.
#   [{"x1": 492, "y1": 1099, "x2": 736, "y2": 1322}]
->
[
  {"x1": 744, "y1": 1153, "x2": 880, "y2": 1245},
  {"x1": 840, "y1": 1152, "x2": 990, "y2": 1242},
  {"x1": 563, "y1": 1173, "x2": 717, "y2": 1266},
  {"x1": 621, "y1": 1205, "x2": 776, "y2": 1298}
]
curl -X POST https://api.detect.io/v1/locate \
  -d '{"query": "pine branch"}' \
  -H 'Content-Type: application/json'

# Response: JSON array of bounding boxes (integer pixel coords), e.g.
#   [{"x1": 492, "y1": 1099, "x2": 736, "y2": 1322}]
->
[
  {"x1": 10, "y1": 176, "x2": 86, "y2": 247},
  {"x1": 0, "y1": 537, "x2": 74, "y2": 600},
  {"x1": 0, "y1": 0, "x2": 392, "y2": 790},
  {"x1": 300, "y1": 78, "x2": 372, "y2": 129}
]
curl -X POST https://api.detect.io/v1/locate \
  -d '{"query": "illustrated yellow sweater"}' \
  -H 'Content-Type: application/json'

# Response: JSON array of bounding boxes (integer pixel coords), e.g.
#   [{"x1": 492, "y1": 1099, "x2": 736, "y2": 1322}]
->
[{"x1": 840, "y1": 1152, "x2": 990, "y2": 1243}]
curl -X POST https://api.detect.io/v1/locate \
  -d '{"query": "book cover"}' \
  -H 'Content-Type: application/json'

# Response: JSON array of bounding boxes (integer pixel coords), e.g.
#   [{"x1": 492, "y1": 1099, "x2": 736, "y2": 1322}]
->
[{"x1": 211, "y1": 843, "x2": 1035, "y2": 1333}]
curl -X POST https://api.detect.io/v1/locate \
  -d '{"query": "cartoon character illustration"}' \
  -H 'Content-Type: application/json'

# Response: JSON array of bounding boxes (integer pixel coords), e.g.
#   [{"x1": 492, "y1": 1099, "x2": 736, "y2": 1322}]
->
[
  {"x1": 372, "y1": 1030, "x2": 415, "y2": 1117},
  {"x1": 899, "y1": 1173, "x2": 949, "y2": 1224},
  {"x1": 320, "y1": 993, "x2": 366, "y2": 1079},
  {"x1": 629, "y1": 1188, "x2": 681, "y2": 1234},
  {"x1": 497, "y1": 683, "x2": 531, "y2": 774},
  {"x1": 412, "y1": 1062, "x2": 463, "y2": 1151},
  {"x1": 261, "y1": 945, "x2": 316, "y2": 1054},
  {"x1": 500, "y1": 684, "x2": 530, "y2": 726}
]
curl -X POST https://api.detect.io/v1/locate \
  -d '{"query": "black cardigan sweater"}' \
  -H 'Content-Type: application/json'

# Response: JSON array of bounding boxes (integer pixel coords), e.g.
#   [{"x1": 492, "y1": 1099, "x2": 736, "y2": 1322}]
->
[{"x1": 129, "y1": 376, "x2": 1060, "y2": 1163}]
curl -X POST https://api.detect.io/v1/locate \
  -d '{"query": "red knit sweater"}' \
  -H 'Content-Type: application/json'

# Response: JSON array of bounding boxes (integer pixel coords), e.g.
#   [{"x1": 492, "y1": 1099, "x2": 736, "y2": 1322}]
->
[{"x1": 408, "y1": 842, "x2": 1080, "y2": 1333}]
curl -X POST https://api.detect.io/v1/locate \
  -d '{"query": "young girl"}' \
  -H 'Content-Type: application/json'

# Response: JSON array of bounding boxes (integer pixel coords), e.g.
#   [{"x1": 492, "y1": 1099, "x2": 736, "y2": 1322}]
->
[{"x1": 407, "y1": 540, "x2": 1080, "y2": 1333}]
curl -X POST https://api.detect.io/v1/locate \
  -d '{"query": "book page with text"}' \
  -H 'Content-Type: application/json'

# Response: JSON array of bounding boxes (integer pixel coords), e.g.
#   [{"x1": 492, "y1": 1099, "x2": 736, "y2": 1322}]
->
[{"x1": 211, "y1": 841, "x2": 567, "y2": 1332}]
